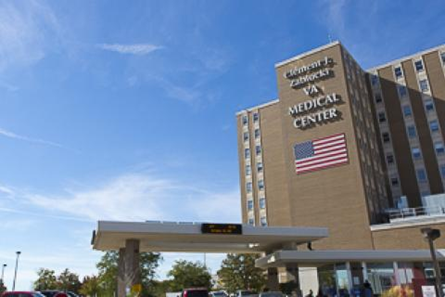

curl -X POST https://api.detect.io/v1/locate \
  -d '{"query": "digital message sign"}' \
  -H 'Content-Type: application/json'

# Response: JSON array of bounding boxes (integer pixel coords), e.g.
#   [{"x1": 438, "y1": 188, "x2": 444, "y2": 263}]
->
[{"x1": 201, "y1": 223, "x2": 243, "y2": 235}]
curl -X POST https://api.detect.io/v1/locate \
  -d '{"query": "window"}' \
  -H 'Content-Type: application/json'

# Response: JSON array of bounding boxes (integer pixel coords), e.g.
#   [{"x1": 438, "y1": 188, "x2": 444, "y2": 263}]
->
[
  {"x1": 412, "y1": 147, "x2": 422, "y2": 159},
  {"x1": 259, "y1": 197, "x2": 266, "y2": 209},
  {"x1": 371, "y1": 74, "x2": 379, "y2": 86},
  {"x1": 253, "y1": 112, "x2": 259, "y2": 123},
  {"x1": 243, "y1": 132, "x2": 249, "y2": 142},
  {"x1": 258, "y1": 180, "x2": 264, "y2": 191},
  {"x1": 394, "y1": 66, "x2": 403, "y2": 78},
  {"x1": 386, "y1": 154, "x2": 394, "y2": 164},
  {"x1": 407, "y1": 125, "x2": 417, "y2": 138},
  {"x1": 425, "y1": 99, "x2": 435, "y2": 112},
  {"x1": 246, "y1": 182, "x2": 252, "y2": 193},
  {"x1": 248, "y1": 218, "x2": 254, "y2": 225},
  {"x1": 419, "y1": 79, "x2": 429, "y2": 92},
  {"x1": 255, "y1": 145, "x2": 262, "y2": 156},
  {"x1": 417, "y1": 168, "x2": 427, "y2": 183},
  {"x1": 378, "y1": 112, "x2": 386, "y2": 123},
  {"x1": 414, "y1": 60, "x2": 424, "y2": 72},
  {"x1": 435, "y1": 142, "x2": 445, "y2": 155},
  {"x1": 400, "y1": 106, "x2": 412, "y2": 118},
  {"x1": 441, "y1": 165, "x2": 445, "y2": 178},
  {"x1": 398, "y1": 85, "x2": 407, "y2": 97},
  {"x1": 254, "y1": 128, "x2": 260, "y2": 139},
  {"x1": 391, "y1": 177, "x2": 399, "y2": 186},
  {"x1": 244, "y1": 148, "x2": 250, "y2": 159},
  {"x1": 430, "y1": 120, "x2": 439, "y2": 133},
  {"x1": 260, "y1": 216, "x2": 267, "y2": 227},
  {"x1": 247, "y1": 200, "x2": 253, "y2": 211},
  {"x1": 441, "y1": 52, "x2": 445, "y2": 65},
  {"x1": 242, "y1": 115, "x2": 248, "y2": 126},
  {"x1": 257, "y1": 162, "x2": 263, "y2": 173},
  {"x1": 375, "y1": 94, "x2": 382, "y2": 103},
  {"x1": 382, "y1": 132, "x2": 390, "y2": 143},
  {"x1": 245, "y1": 164, "x2": 251, "y2": 176}
]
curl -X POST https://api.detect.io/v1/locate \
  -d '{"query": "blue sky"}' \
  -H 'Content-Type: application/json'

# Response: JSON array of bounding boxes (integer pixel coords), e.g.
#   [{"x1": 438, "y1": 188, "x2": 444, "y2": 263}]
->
[{"x1": 0, "y1": 0, "x2": 444, "y2": 290}]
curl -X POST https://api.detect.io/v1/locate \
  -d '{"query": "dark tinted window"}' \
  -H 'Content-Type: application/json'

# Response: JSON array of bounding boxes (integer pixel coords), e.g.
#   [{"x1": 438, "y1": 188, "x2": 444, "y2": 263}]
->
[{"x1": 184, "y1": 290, "x2": 208, "y2": 297}]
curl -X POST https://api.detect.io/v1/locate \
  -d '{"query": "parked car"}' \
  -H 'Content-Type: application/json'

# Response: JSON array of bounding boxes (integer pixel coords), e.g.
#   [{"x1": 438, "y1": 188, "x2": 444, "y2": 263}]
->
[
  {"x1": 181, "y1": 288, "x2": 209, "y2": 297},
  {"x1": 39, "y1": 291, "x2": 66, "y2": 297},
  {"x1": 235, "y1": 291, "x2": 258, "y2": 297},
  {"x1": 2, "y1": 292, "x2": 46, "y2": 297},
  {"x1": 210, "y1": 291, "x2": 228, "y2": 297},
  {"x1": 258, "y1": 292, "x2": 283, "y2": 297},
  {"x1": 39, "y1": 291, "x2": 59, "y2": 297}
]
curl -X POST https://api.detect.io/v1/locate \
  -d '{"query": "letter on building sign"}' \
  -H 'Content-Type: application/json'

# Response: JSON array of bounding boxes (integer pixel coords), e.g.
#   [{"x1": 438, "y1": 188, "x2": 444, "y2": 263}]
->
[{"x1": 303, "y1": 85, "x2": 320, "y2": 96}]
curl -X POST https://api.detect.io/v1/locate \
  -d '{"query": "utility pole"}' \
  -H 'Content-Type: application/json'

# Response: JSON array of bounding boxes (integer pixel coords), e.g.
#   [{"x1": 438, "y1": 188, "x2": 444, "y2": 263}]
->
[
  {"x1": 12, "y1": 251, "x2": 21, "y2": 291},
  {"x1": 421, "y1": 228, "x2": 443, "y2": 297}
]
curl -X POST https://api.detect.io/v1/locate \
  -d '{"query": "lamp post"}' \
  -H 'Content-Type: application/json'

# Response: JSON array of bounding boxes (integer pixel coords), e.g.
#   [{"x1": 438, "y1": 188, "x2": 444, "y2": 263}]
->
[
  {"x1": 12, "y1": 251, "x2": 21, "y2": 291},
  {"x1": 1, "y1": 264, "x2": 6, "y2": 281},
  {"x1": 421, "y1": 228, "x2": 443, "y2": 297}
]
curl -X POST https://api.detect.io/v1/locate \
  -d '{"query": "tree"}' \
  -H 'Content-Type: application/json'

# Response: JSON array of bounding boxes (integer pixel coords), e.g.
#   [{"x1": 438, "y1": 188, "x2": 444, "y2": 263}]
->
[
  {"x1": 34, "y1": 268, "x2": 58, "y2": 291},
  {"x1": 79, "y1": 275, "x2": 102, "y2": 297},
  {"x1": 57, "y1": 268, "x2": 81, "y2": 293},
  {"x1": 217, "y1": 254, "x2": 265, "y2": 293},
  {"x1": 167, "y1": 260, "x2": 212, "y2": 291},
  {"x1": 97, "y1": 251, "x2": 162, "y2": 297},
  {"x1": 0, "y1": 279, "x2": 6, "y2": 295}
]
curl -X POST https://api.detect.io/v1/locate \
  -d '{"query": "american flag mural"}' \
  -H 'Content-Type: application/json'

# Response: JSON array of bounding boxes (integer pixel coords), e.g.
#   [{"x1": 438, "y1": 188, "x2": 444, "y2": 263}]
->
[{"x1": 294, "y1": 133, "x2": 348, "y2": 174}]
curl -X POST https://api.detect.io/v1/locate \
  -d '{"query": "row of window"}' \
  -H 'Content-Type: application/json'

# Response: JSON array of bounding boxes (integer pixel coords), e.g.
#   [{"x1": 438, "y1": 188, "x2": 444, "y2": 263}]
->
[
  {"x1": 247, "y1": 198, "x2": 267, "y2": 210},
  {"x1": 381, "y1": 121, "x2": 440, "y2": 144},
  {"x1": 246, "y1": 179, "x2": 264, "y2": 193},
  {"x1": 248, "y1": 216, "x2": 267, "y2": 227},
  {"x1": 244, "y1": 145, "x2": 263, "y2": 159},
  {"x1": 241, "y1": 113, "x2": 260, "y2": 126},
  {"x1": 243, "y1": 129, "x2": 261, "y2": 142},
  {"x1": 245, "y1": 162, "x2": 263, "y2": 175},
  {"x1": 394, "y1": 60, "x2": 425, "y2": 79},
  {"x1": 377, "y1": 99, "x2": 434, "y2": 118}
]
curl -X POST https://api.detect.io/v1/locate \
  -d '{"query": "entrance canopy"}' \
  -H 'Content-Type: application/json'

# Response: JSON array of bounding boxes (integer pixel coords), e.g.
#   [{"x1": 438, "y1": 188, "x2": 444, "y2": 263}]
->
[
  {"x1": 256, "y1": 249, "x2": 445, "y2": 268},
  {"x1": 92, "y1": 221, "x2": 329, "y2": 253}
]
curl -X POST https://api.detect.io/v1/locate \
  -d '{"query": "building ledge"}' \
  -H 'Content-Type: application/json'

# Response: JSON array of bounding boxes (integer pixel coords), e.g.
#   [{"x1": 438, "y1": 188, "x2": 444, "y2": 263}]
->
[{"x1": 371, "y1": 215, "x2": 445, "y2": 231}]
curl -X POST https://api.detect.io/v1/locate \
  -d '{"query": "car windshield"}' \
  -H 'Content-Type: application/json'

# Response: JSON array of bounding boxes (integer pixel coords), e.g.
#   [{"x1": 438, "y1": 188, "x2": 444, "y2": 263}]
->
[
  {"x1": 241, "y1": 292, "x2": 257, "y2": 296},
  {"x1": 260, "y1": 292, "x2": 283, "y2": 297},
  {"x1": 186, "y1": 290, "x2": 208, "y2": 297},
  {"x1": 34, "y1": 294, "x2": 47, "y2": 297}
]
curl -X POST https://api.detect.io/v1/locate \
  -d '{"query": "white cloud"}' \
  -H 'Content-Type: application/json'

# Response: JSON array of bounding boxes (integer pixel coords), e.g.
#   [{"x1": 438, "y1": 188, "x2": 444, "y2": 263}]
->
[
  {"x1": 26, "y1": 172, "x2": 241, "y2": 223},
  {"x1": 0, "y1": 0, "x2": 60, "y2": 71},
  {"x1": 99, "y1": 43, "x2": 163, "y2": 55},
  {"x1": 0, "y1": 127, "x2": 71, "y2": 150}
]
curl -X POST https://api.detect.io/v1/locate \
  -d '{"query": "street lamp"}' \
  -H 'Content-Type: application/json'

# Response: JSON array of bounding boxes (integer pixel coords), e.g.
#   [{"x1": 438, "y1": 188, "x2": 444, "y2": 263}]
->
[
  {"x1": 12, "y1": 251, "x2": 21, "y2": 291},
  {"x1": 421, "y1": 228, "x2": 443, "y2": 297},
  {"x1": 1, "y1": 264, "x2": 6, "y2": 284}
]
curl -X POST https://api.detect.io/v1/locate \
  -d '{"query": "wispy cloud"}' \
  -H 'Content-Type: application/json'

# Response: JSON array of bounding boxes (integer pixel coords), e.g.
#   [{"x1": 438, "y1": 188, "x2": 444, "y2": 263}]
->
[
  {"x1": 24, "y1": 172, "x2": 240, "y2": 223},
  {"x1": 0, "y1": 127, "x2": 72, "y2": 151},
  {"x1": 0, "y1": 0, "x2": 60, "y2": 71},
  {"x1": 99, "y1": 43, "x2": 163, "y2": 55}
]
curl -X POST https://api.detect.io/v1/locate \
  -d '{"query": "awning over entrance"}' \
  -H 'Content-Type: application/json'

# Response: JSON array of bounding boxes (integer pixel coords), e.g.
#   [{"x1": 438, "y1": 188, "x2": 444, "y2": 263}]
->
[
  {"x1": 92, "y1": 220, "x2": 329, "y2": 253},
  {"x1": 256, "y1": 249, "x2": 445, "y2": 268}
]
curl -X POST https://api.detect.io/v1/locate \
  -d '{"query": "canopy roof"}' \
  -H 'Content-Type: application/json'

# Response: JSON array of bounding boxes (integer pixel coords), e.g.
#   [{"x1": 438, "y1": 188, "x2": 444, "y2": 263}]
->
[{"x1": 92, "y1": 221, "x2": 329, "y2": 253}]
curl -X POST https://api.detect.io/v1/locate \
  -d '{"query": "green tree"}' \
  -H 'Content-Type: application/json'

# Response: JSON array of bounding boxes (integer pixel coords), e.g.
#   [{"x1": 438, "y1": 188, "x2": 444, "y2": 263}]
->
[
  {"x1": 57, "y1": 268, "x2": 82, "y2": 293},
  {"x1": 79, "y1": 275, "x2": 102, "y2": 297},
  {"x1": 0, "y1": 279, "x2": 7, "y2": 294},
  {"x1": 97, "y1": 251, "x2": 162, "y2": 297},
  {"x1": 34, "y1": 268, "x2": 58, "y2": 291},
  {"x1": 217, "y1": 254, "x2": 265, "y2": 293},
  {"x1": 167, "y1": 260, "x2": 212, "y2": 291}
]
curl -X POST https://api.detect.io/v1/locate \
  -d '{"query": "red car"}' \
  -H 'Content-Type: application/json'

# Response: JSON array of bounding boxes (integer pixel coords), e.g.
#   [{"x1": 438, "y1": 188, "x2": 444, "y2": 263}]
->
[{"x1": 2, "y1": 292, "x2": 46, "y2": 297}]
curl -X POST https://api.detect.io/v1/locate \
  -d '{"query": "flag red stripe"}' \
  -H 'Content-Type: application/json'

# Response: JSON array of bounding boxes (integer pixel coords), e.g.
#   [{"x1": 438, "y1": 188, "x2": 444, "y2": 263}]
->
[
  {"x1": 296, "y1": 153, "x2": 348, "y2": 169},
  {"x1": 296, "y1": 158, "x2": 348, "y2": 174}
]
